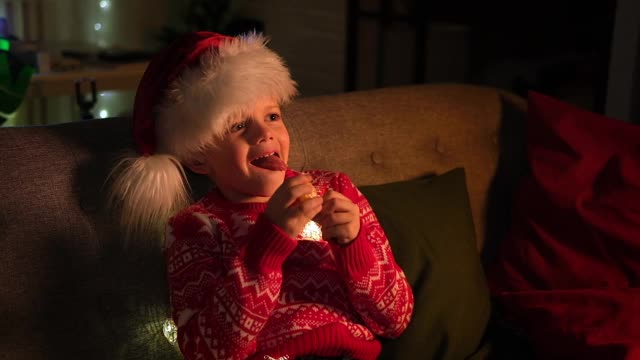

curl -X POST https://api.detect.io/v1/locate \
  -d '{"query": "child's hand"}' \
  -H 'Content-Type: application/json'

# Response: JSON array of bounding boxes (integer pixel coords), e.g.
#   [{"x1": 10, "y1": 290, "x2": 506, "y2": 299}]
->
[
  {"x1": 265, "y1": 174, "x2": 323, "y2": 238},
  {"x1": 314, "y1": 190, "x2": 361, "y2": 245}
]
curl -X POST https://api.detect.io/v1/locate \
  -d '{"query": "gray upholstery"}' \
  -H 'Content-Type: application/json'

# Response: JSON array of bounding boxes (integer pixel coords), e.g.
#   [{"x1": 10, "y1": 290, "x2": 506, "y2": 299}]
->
[{"x1": 1, "y1": 118, "x2": 182, "y2": 359}]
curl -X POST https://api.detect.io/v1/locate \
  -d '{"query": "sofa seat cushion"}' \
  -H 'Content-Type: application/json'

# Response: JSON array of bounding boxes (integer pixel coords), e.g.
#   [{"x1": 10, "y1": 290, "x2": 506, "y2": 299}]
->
[
  {"x1": 487, "y1": 92, "x2": 640, "y2": 358},
  {"x1": 360, "y1": 167, "x2": 490, "y2": 360}
]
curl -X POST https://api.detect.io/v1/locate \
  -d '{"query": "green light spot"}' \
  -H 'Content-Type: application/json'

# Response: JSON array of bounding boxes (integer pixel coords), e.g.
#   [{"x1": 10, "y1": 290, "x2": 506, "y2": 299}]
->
[{"x1": 0, "y1": 39, "x2": 10, "y2": 52}]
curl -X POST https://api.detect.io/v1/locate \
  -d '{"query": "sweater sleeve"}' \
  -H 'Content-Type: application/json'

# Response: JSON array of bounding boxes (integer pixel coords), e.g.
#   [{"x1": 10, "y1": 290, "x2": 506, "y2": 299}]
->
[
  {"x1": 165, "y1": 207, "x2": 297, "y2": 360},
  {"x1": 329, "y1": 173, "x2": 415, "y2": 338}
]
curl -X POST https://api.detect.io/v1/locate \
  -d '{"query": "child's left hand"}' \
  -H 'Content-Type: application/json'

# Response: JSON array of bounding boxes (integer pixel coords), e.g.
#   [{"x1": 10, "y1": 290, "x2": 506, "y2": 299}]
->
[{"x1": 314, "y1": 190, "x2": 361, "y2": 245}]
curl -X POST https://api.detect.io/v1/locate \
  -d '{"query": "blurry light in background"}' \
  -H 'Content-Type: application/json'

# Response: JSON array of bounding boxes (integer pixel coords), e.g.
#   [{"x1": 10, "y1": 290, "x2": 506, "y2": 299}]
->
[
  {"x1": 94, "y1": 23, "x2": 102, "y2": 31},
  {"x1": 0, "y1": 38, "x2": 10, "y2": 52},
  {"x1": 94, "y1": 91, "x2": 134, "y2": 122},
  {"x1": 99, "y1": 1, "x2": 111, "y2": 10}
]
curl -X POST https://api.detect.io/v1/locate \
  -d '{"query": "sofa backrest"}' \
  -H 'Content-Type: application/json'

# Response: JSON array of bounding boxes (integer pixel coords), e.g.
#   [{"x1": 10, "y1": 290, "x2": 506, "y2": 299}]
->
[
  {"x1": 285, "y1": 83, "x2": 526, "y2": 250},
  {"x1": 0, "y1": 83, "x2": 526, "y2": 359}
]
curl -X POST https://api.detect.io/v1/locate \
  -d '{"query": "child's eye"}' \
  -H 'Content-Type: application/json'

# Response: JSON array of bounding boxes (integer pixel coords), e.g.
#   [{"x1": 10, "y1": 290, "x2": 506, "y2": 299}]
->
[
  {"x1": 230, "y1": 120, "x2": 247, "y2": 132},
  {"x1": 268, "y1": 113, "x2": 280, "y2": 121}
]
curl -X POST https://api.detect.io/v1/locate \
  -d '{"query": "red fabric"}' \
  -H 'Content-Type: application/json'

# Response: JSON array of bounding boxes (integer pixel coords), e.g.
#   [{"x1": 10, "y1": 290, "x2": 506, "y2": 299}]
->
[
  {"x1": 488, "y1": 92, "x2": 640, "y2": 359},
  {"x1": 132, "y1": 32, "x2": 231, "y2": 155},
  {"x1": 165, "y1": 170, "x2": 414, "y2": 360}
]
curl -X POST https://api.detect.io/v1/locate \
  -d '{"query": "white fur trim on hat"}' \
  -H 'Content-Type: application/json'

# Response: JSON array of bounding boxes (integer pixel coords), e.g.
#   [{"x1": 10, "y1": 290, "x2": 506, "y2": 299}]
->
[
  {"x1": 155, "y1": 32, "x2": 298, "y2": 160},
  {"x1": 106, "y1": 154, "x2": 190, "y2": 246}
]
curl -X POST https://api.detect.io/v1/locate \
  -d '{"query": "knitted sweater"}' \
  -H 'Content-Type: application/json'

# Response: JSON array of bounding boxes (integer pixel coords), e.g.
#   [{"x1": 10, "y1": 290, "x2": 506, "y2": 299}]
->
[{"x1": 165, "y1": 169, "x2": 414, "y2": 360}]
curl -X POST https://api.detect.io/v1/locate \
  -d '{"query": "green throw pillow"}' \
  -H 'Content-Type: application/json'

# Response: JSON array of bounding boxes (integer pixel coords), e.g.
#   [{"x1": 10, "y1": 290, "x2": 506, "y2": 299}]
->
[{"x1": 360, "y1": 167, "x2": 491, "y2": 360}]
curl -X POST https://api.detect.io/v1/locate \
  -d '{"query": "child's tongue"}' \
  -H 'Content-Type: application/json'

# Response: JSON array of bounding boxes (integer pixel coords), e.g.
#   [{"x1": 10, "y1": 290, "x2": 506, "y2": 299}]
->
[{"x1": 251, "y1": 154, "x2": 287, "y2": 171}]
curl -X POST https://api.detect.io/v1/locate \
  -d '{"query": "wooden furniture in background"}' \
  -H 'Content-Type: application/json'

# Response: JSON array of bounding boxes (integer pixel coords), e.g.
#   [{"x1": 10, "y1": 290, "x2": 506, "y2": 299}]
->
[
  {"x1": 26, "y1": 61, "x2": 147, "y2": 98},
  {"x1": 22, "y1": 61, "x2": 146, "y2": 125}
]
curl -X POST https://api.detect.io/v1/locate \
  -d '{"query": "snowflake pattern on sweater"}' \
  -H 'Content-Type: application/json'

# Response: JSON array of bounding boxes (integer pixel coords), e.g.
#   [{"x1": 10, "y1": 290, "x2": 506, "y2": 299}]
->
[{"x1": 165, "y1": 170, "x2": 414, "y2": 360}]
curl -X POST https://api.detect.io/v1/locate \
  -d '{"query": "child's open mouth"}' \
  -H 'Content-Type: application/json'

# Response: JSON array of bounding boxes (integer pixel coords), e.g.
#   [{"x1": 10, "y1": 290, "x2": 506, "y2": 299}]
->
[{"x1": 250, "y1": 152, "x2": 287, "y2": 171}]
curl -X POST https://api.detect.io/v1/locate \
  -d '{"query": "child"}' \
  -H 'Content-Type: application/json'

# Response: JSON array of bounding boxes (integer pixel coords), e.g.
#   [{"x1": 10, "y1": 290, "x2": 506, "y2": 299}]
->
[{"x1": 108, "y1": 31, "x2": 414, "y2": 360}]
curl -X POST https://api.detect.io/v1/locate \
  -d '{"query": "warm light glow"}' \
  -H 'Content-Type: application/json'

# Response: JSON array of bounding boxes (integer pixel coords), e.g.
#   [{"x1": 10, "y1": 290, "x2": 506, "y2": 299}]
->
[
  {"x1": 163, "y1": 318, "x2": 177, "y2": 345},
  {"x1": 99, "y1": 109, "x2": 108, "y2": 118},
  {"x1": 300, "y1": 220, "x2": 322, "y2": 241},
  {"x1": 94, "y1": 23, "x2": 102, "y2": 31},
  {"x1": 99, "y1": 0, "x2": 110, "y2": 9}
]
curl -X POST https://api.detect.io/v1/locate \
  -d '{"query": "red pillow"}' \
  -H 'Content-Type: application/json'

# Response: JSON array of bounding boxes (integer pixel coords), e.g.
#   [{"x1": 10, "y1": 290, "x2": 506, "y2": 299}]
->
[{"x1": 487, "y1": 92, "x2": 640, "y2": 359}]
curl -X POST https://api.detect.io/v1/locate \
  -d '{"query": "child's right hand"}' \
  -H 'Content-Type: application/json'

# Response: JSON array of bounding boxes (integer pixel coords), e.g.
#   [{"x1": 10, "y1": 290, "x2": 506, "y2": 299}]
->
[{"x1": 265, "y1": 174, "x2": 323, "y2": 238}]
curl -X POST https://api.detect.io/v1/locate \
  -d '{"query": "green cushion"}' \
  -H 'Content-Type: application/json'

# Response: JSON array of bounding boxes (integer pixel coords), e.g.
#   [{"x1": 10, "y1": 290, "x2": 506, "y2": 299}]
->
[{"x1": 360, "y1": 167, "x2": 491, "y2": 360}]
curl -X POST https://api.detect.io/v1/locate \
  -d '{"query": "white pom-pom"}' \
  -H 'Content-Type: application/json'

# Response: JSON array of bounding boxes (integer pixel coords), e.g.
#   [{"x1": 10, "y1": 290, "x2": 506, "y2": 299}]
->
[{"x1": 106, "y1": 154, "x2": 190, "y2": 248}]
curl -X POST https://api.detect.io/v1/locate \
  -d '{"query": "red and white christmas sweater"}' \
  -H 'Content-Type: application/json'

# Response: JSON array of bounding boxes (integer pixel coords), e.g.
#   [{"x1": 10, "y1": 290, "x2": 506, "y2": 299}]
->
[{"x1": 165, "y1": 169, "x2": 414, "y2": 360}]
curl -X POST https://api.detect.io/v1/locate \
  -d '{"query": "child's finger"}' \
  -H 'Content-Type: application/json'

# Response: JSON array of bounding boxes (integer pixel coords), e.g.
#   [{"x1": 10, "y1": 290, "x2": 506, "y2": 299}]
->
[
  {"x1": 320, "y1": 199, "x2": 359, "y2": 221},
  {"x1": 316, "y1": 211, "x2": 353, "y2": 228},
  {"x1": 322, "y1": 189, "x2": 348, "y2": 201},
  {"x1": 285, "y1": 182, "x2": 318, "y2": 207},
  {"x1": 272, "y1": 175, "x2": 314, "y2": 207},
  {"x1": 295, "y1": 196, "x2": 323, "y2": 218},
  {"x1": 320, "y1": 196, "x2": 351, "y2": 214},
  {"x1": 283, "y1": 173, "x2": 313, "y2": 187},
  {"x1": 321, "y1": 225, "x2": 353, "y2": 245}
]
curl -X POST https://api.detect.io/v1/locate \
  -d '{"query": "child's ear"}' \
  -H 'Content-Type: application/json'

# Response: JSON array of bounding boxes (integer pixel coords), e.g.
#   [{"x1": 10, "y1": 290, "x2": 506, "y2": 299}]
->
[{"x1": 184, "y1": 158, "x2": 209, "y2": 175}]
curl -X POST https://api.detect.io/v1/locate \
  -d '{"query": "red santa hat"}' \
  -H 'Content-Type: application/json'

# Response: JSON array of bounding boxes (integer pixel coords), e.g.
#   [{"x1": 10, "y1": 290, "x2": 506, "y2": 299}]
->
[{"x1": 108, "y1": 31, "x2": 297, "y2": 244}]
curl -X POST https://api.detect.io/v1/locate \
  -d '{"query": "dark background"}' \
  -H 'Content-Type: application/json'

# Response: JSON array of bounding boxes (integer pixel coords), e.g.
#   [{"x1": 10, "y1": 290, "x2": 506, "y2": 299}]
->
[{"x1": 344, "y1": 0, "x2": 619, "y2": 114}]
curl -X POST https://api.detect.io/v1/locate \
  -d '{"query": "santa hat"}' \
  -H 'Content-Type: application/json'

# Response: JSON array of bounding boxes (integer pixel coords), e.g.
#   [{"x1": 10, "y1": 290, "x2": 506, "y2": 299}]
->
[{"x1": 107, "y1": 31, "x2": 297, "y2": 245}]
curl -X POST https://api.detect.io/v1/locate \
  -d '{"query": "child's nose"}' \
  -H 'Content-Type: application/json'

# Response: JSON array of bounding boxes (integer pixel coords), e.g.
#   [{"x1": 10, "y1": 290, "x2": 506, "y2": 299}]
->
[{"x1": 249, "y1": 120, "x2": 273, "y2": 144}]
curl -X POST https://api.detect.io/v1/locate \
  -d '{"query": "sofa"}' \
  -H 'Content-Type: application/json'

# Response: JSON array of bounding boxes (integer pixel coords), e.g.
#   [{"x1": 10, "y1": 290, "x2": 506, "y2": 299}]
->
[{"x1": 0, "y1": 83, "x2": 529, "y2": 359}]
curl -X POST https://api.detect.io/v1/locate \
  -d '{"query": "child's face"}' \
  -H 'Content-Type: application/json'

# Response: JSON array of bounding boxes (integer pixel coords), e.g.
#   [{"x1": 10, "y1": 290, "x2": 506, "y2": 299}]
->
[{"x1": 194, "y1": 97, "x2": 290, "y2": 203}]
